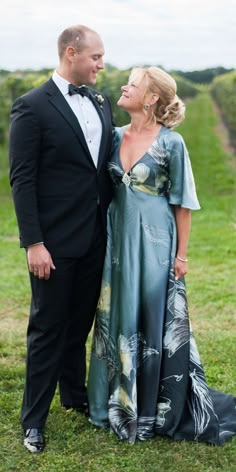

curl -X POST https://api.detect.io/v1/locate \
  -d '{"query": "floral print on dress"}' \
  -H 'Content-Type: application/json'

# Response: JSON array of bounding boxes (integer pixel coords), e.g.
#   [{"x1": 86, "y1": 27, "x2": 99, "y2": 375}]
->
[{"x1": 88, "y1": 126, "x2": 236, "y2": 445}]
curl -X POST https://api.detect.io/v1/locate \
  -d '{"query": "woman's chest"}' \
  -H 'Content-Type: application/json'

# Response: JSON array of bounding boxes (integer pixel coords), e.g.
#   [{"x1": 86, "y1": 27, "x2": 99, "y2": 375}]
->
[{"x1": 119, "y1": 134, "x2": 160, "y2": 173}]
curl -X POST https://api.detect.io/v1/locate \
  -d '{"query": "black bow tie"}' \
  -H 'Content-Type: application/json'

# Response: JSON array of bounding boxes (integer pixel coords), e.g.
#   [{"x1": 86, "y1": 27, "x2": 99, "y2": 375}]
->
[{"x1": 68, "y1": 84, "x2": 90, "y2": 98}]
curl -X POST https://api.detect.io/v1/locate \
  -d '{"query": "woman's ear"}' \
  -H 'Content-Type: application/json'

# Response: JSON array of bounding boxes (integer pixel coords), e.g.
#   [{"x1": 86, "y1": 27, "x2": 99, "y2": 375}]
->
[{"x1": 150, "y1": 94, "x2": 159, "y2": 106}]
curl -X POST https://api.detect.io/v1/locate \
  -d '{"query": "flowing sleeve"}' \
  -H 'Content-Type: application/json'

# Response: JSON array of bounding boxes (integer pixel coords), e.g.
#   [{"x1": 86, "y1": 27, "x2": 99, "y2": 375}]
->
[{"x1": 167, "y1": 132, "x2": 200, "y2": 210}]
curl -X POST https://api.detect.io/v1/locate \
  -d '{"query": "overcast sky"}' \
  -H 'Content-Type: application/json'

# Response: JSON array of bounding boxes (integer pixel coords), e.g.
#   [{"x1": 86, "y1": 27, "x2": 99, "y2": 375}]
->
[{"x1": 1, "y1": 0, "x2": 235, "y2": 72}]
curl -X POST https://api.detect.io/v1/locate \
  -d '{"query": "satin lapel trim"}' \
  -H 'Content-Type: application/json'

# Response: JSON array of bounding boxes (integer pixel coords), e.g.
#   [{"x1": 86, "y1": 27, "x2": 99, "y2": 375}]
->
[
  {"x1": 48, "y1": 90, "x2": 94, "y2": 164},
  {"x1": 91, "y1": 95, "x2": 108, "y2": 173}
]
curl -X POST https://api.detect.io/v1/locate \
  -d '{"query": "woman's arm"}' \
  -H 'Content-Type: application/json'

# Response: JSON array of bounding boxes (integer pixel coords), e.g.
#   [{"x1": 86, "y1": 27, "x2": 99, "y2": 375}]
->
[{"x1": 173, "y1": 205, "x2": 191, "y2": 280}]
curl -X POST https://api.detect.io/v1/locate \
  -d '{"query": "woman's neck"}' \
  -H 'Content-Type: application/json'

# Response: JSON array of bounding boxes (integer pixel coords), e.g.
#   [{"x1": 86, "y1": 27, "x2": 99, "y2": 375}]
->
[{"x1": 128, "y1": 116, "x2": 161, "y2": 135}]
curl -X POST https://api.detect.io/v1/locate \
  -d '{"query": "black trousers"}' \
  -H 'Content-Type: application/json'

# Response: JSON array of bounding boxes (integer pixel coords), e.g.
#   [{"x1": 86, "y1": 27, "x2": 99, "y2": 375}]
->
[{"x1": 21, "y1": 211, "x2": 106, "y2": 429}]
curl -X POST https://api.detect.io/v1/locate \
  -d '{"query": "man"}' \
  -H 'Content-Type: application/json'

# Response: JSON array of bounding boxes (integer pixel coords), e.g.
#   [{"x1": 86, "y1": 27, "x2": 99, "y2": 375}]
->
[{"x1": 9, "y1": 24, "x2": 113, "y2": 452}]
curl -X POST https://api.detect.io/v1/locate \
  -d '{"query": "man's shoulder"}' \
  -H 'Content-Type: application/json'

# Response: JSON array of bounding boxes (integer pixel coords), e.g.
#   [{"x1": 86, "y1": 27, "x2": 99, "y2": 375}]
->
[{"x1": 19, "y1": 78, "x2": 56, "y2": 103}]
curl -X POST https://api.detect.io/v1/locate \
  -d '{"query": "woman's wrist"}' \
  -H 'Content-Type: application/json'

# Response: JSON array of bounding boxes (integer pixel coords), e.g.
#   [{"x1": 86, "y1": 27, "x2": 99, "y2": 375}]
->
[{"x1": 176, "y1": 255, "x2": 188, "y2": 263}]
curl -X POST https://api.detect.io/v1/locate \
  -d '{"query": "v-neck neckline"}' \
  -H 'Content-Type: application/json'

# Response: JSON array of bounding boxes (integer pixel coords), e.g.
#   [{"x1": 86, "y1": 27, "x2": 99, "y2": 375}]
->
[{"x1": 118, "y1": 125, "x2": 164, "y2": 174}]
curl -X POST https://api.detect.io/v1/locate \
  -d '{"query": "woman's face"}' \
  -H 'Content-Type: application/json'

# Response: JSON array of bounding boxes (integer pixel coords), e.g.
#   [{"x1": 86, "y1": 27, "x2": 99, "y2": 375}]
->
[{"x1": 117, "y1": 72, "x2": 147, "y2": 112}]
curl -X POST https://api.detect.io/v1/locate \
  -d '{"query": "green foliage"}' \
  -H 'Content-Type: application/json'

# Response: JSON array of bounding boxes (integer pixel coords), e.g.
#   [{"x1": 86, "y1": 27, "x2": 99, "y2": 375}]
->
[
  {"x1": 172, "y1": 73, "x2": 200, "y2": 98},
  {"x1": 211, "y1": 70, "x2": 236, "y2": 147},
  {"x1": 0, "y1": 66, "x2": 201, "y2": 140},
  {"x1": 96, "y1": 69, "x2": 199, "y2": 126},
  {"x1": 0, "y1": 71, "x2": 51, "y2": 144},
  {"x1": 0, "y1": 92, "x2": 236, "y2": 471},
  {"x1": 175, "y1": 67, "x2": 234, "y2": 84},
  {"x1": 0, "y1": 65, "x2": 228, "y2": 142},
  {"x1": 95, "y1": 68, "x2": 131, "y2": 126}
]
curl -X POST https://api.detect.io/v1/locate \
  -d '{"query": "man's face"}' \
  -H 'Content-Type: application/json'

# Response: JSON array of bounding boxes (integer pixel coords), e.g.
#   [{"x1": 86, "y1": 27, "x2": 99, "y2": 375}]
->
[{"x1": 72, "y1": 32, "x2": 105, "y2": 86}]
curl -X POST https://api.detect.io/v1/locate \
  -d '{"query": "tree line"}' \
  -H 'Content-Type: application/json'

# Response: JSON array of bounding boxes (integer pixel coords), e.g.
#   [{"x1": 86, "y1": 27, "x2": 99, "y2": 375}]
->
[{"x1": 0, "y1": 65, "x2": 235, "y2": 145}]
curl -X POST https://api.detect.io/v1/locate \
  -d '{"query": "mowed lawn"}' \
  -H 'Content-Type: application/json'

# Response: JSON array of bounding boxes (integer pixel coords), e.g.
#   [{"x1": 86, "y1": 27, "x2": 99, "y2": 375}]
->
[{"x1": 0, "y1": 93, "x2": 235, "y2": 472}]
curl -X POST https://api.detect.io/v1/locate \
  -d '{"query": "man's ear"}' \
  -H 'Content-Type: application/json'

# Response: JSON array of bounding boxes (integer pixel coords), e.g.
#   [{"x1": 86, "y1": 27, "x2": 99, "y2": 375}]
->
[{"x1": 66, "y1": 46, "x2": 77, "y2": 63}]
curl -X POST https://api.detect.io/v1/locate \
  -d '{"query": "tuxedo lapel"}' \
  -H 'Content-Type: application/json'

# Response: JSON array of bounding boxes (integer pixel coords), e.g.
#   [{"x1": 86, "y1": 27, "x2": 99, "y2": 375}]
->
[
  {"x1": 44, "y1": 80, "x2": 110, "y2": 172},
  {"x1": 89, "y1": 91, "x2": 109, "y2": 173},
  {"x1": 45, "y1": 80, "x2": 93, "y2": 163}
]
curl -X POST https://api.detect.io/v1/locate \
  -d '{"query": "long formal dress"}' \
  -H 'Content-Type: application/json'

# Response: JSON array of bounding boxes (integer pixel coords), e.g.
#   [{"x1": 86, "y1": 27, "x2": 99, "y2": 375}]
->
[{"x1": 88, "y1": 125, "x2": 236, "y2": 444}]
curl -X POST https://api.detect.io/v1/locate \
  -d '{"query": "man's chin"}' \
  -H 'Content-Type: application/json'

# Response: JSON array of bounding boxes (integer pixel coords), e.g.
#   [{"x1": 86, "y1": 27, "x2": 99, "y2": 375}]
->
[{"x1": 82, "y1": 75, "x2": 97, "y2": 86}]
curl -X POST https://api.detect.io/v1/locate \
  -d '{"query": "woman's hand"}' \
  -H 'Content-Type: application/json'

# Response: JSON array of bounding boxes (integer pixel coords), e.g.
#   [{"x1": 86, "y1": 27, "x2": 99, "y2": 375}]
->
[{"x1": 174, "y1": 257, "x2": 188, "y2": 281}]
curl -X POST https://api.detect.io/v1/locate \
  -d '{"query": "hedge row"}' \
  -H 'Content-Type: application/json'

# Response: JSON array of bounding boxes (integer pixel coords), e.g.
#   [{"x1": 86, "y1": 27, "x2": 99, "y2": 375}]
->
[
  {"x1": 211, "y1": 70, "x2": 236, "y2": 144},
  {"x1": 0, "y1": 69, "x2": 199, "y2": 142}
]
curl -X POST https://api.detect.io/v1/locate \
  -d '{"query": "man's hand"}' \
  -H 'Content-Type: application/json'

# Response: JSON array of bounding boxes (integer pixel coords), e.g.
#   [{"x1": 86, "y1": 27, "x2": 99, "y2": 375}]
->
[{"x1": 27, "y1": 244, "x2": 56, "y2": 280}]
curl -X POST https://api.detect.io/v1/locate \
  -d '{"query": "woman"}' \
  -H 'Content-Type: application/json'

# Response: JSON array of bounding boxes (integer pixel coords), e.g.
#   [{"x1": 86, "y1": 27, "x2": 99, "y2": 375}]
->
[{"x1": 88, "y1": 67, "x2": 236, "y2": 444}]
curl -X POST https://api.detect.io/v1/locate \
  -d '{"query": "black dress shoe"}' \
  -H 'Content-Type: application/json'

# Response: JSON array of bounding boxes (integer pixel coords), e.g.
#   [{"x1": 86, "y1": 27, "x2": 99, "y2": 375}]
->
[
  {"x1": 24, "y1": 428, "x2": 45, "y2": 453},
  {"x1": 62, "y1": 402, "x2": 89, "y2": 415}
]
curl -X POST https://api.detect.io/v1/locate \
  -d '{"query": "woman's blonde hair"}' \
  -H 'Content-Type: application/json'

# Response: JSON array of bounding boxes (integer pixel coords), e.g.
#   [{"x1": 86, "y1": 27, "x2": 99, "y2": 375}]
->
[{"x1": 130, "y1": 66, "x2": 185, "y2": 129}]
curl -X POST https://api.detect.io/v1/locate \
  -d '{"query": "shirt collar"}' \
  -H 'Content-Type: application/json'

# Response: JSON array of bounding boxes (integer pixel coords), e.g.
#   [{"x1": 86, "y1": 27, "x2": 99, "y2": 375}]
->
[
  {"x1": 52, "y1": 70, "x2": 71, "y2": 96},
  {"x1": 52, "y1": 70, "x2": 88, "y2": 98}
]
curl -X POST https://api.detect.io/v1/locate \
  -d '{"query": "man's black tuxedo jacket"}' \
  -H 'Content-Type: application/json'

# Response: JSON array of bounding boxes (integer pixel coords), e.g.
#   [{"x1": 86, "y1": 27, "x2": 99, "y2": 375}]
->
[{"x1": 9, "y1": 79, "x2": 113, "y2": 257}]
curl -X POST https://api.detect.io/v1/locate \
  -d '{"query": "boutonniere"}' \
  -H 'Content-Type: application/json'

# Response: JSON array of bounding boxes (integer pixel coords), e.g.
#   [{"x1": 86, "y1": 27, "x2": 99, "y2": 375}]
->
[{"x1": 95, "y1": 94, "x2": 104, "y2": 108}]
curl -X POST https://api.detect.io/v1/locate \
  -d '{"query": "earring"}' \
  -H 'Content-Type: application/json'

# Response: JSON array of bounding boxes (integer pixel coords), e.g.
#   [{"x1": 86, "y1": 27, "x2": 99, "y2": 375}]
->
[{"x1": 144, "y1": 104, "x2": 150, "y2": 110}]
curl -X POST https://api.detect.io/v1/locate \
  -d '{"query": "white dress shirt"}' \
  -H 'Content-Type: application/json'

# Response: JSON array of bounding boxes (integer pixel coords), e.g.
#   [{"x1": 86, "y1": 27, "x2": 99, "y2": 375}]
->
[{"x1": 52, "y1": 70, "x2": 102, "y2": 168}]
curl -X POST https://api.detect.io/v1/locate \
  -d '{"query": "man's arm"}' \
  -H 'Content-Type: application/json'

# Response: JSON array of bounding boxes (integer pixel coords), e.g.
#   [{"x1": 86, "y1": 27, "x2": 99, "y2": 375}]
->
[
  {"x1": 9, "y1": 97, "x2": 55, "y2": 279},
  {"x1": 9, "y1": 97, "x2": 43, "y2": 246}
]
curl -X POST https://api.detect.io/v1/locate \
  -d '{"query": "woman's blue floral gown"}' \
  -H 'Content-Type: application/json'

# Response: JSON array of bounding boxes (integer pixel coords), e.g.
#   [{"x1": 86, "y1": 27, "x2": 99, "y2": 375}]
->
[{"x1": 88, "y1": 126, "x2": 236, "y2": 444}]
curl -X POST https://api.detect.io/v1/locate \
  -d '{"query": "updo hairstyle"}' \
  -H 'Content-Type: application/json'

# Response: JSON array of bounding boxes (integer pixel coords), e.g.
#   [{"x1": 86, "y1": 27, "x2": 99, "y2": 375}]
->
[{"x1": 130, "y1": 66, "x2": 186, "y2": 129}]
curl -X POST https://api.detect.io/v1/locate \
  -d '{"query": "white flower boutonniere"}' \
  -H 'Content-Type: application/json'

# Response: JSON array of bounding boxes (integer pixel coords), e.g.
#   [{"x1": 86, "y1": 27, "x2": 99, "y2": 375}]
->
[{"x1": 95, "y1": 94, "x2": 105, "y2": 108}]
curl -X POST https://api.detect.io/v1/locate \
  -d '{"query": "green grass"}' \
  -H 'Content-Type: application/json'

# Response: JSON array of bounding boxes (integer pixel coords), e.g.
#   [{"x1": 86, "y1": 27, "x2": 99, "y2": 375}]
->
[{"x1": 0, "y1": 93, "x2": 235, "y2": 471}]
